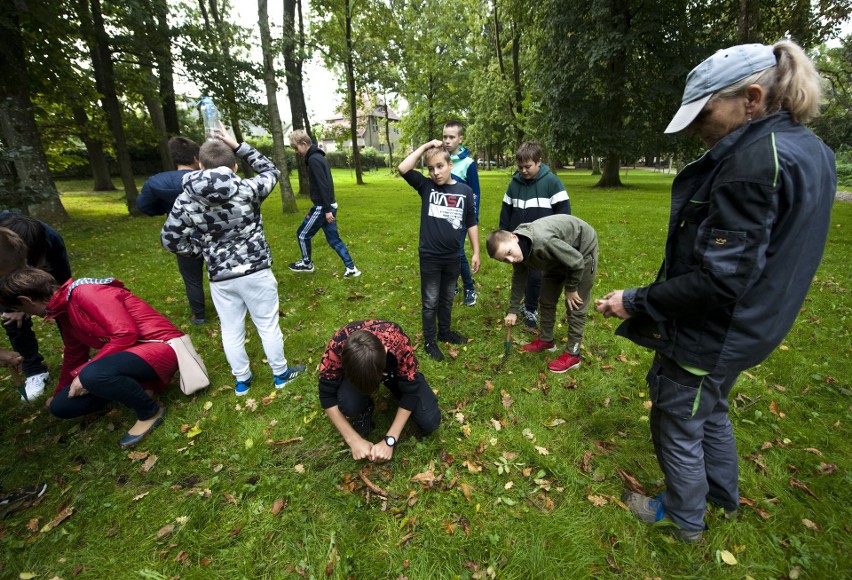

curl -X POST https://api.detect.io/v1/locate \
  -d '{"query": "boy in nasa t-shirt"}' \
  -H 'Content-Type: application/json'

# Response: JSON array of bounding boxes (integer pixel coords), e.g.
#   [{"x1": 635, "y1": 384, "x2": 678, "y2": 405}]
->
[{"x1": 398, "y1": 140, "x2": 479, "y2": 361}]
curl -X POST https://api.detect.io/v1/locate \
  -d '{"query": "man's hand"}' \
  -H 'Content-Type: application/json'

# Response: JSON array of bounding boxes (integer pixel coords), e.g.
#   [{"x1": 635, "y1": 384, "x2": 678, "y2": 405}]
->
[
  {"x1": 565, "y1": 291, "x2": 584, "y2": 311},
  {"x1": 325, "y1": 212, "x2": 335, "y2": 224},
  {"x1": 349, "y1": 437, "x2": 373, "y2": 460},
  {"x1": 215, "y1": 120, "x2": 240, "y2": 150},
  {"x1": 369, "y1": 440, "x2": 394, "y2": 462},
  {"x1": 427, "y1": 139, "x2": 443, "y2": 149},
  {"x1": 595, "y1": 290, "x2": 631, "y2": 319},
  {"x1": 504, "y1": 312, "x2": 517, "y2": 326},
  {"x1": 68, "y1": 376, "x2": 88, "y2": 398},
  {"x1": 0, "y1": 349, "x2": 23, "y2": 369},
  {"x1": 2, "y1": 311, "x2": 28, "y2": 328}
]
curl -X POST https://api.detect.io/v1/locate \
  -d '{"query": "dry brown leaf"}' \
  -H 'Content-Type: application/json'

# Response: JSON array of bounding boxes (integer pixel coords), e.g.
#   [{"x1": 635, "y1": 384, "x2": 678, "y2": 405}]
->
[
  {"x1": 271, "y1": 498, "x2": 286, "y2": 516},
  {"x1": 615, "y1": 353, "x2": 628, "y2": 362},
  {"x1": 501, "y1": 390, "x2": 513, "y2": 409},
  {"x1": 746, "y1": 454, "x2": 768, "y2": 475},
  {"x1": 410, "y1": 469, "x2": 437, "y2": 485},
  {"x1": 615, "y1": 468, "x2": 647, "y2": 495},
  {"x1": 484, "y1": 380, "x2": 495, "y2": 391},
  {"x1": 200, "y1": 557, "x2": 213, "y2": 566},
  {"x1": 816, "y1": 462, "x2": 838, "y2": 475},
  {"x1": 41, "y1": 506, "x2": 75, "y2": 533},
  {"x1": 603, "y1": 494, "x2": 629, "y2": 511},
  {"x1": 754, "y1": 507, "x2": 772, "y2": 520},
  {"x1": 789, "y1": 477, "x2": 820, "y2": 500},
  {"x1": 803, "y1": 448, "x2": 823, "y2": 456},
  {"x1": 294, "y1": 464, "x2": 305, "y2": 474},
  {"x1": 127, "y1": 451, "x2": 149, "y2": 461},
  {"x1": 581, "y1": 451, "x2": 595, "y2": 474},
  {"x1": 802, "y1": 518, "x2": 821, "y2": 531},
  {"x1": 396, "y1": 532, "x2": 415, "y2": 547},
  {"x1": 174, "y1": 550, "x2": 189, "y2": 563},
  {"x1": 464, "y1": 460, "x2": 482, "y2": 473},
  {"x1": 490, "y1": 418, "x2": 502, "y2": 431},
  {"x1": 534, "y1": 446, "x2": 550, "y2": 456},
  {"x1": 606, "y1": 554, "x2": 622, "y2": 573},
  {"x1": 769, "y1": 400, "x2": 781, "y2": 416},
  {"x1": 459, "y1": 483, "x2": 472, "y2": 501},
  {"x1": 587, "y1": 494, "x2": 608, "y2": 507},
  {"x1": 224, "y1": 492, "x2": 239, "y2": 505},
  {"x1": 26, "y1": 518, "x2": 39, "y2": 532},
  {"x1": 139, "y1": 454, "x2": 158, "y2": 474},
  {"x1": 447, "y1": 347, "x2": 459, "y2": 359},
  {"x1": 600, "y1": 365, "x2": 615, "y2": 371},
  {"x1": 266, "y1": 436, "x2": 303, "y2": 446},
  {"x1": 760, "y1": 441, "x2": 773, "y2": 451},
  {"x1": 156, "y1": 524, "x2": 175, "y2": 540},
  {"x1": 739, "y1": 497, "x2": 756, "y2": 507},
  {"x1": 443, "y1": 520, "x2": 457, "y2": 535}
]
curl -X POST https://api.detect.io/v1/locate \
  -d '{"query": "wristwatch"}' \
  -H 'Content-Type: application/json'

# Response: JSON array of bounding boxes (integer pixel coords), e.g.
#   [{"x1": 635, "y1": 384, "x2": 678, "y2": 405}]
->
[{"x1": 384, "y1": 435, "x2": 397, "y2": 447}]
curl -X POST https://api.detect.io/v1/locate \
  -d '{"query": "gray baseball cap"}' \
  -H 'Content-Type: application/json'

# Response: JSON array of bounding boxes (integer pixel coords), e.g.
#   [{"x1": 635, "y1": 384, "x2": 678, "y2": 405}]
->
[{"x1": 665, "y1": 44, "x2": 777, "y2": 133}]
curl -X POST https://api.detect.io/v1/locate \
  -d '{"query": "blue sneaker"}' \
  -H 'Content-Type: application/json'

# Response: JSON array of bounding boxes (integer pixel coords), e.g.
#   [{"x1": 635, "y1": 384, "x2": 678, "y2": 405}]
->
[
  {"x1": 273, "y1": 365, "x2": 307, "y2": 388},
  {"x1": 235, "y1": 375, "x2": 253, "y2": 396}
]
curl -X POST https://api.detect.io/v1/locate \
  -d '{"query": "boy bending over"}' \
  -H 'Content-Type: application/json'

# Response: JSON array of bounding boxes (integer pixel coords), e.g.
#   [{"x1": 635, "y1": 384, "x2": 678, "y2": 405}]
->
[
  {"x1": 398, "y1": 140, "x2": 479, "y2": 361},
  {"x1": 487, "y1": 214, "x2": 597, "y2": 373},
  {"x1": 318, "y1": 320, "x2": 440, "y2": 462}
]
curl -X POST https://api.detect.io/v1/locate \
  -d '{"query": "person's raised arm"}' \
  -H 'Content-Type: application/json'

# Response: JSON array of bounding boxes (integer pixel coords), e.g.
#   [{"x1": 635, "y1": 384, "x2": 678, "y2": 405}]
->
[{"x1": 398, "y1": 140, "x2": 443, "y2": 174}]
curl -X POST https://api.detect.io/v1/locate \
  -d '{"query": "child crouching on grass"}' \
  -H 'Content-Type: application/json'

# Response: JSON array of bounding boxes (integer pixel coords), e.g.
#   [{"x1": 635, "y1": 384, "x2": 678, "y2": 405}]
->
[
  {"x1": 398, "y1": 140, "x2": 479, "y2": 362},
  {"x1": 318, "y1": 320, "x2": 440, "y2": 462},
  {"x1": 487, "y1": 214, "x2": 598, "y2": 373}
]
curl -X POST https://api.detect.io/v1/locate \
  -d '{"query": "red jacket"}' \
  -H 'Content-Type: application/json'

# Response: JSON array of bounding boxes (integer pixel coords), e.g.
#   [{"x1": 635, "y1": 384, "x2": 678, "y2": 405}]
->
[{"x1": 45, "y1": 278, "x2": 182, "y2": 395}]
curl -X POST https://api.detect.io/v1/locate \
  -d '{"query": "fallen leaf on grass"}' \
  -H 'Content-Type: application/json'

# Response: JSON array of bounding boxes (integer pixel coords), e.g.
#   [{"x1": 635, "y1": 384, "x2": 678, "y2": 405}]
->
[
  {"x1": 803, "y1": 448, "x2": 823, "y2": 456},
  {"x1": 522, "y1": 428, "x2": 535, "y2": 441},
  {"x1": 534, "y1": 446, "x2": 550, "y2": 456},
  {"x1": 447, "y1": 348, "x2": 459, "y2": 359},
  {"x1": 410, "y1": 469, "x2": 437, "y2": 486},
  {"x1": 545, "y1": 418, "x2": 565, "y2": 428},
  {"x1": 760, "y1": 441, "x2": 773, "y2": 450},
  {"x1": 294, "y1": 464, "x2": 305, "y2": 474},
  {"x1": 40, "y1": 506, "x2": 74, "y2": 533},
  {"x1": 769, "y1": 400, "x2": 781, "y2": 416},
  {"x1": 224, "y1": 492, "x2": 238, "y2": 505},
  {"x1": 271, "y1": 498, "x2": 287, "y2": 515},
  {"x1": 490, "y1": 418, "x2": 502, "y2": 431},
  {"x1": 186, "y1": 424, "x2": 202, "y2": 439},
  {"x1": 816, "y1": 462, "x2": 837, "y2": 475},
  {"x1": 746, "y1": 454, "x2": 768, "y2": 475},
  {"x1": 139, "y1": 454, "x2": 158, "y2": 474},
  {"x1": 718, "y1": 549, "x2": 737, "y2": 565},
  {"x1": 581, "y1": 451, "x2": 595, "y2": 473},
  {"x1": 127, "y1": 451, "x2": 149, "y2": 461},
  {"x1": 501, "y1": 390, "x2": 513, "y2": 410},
  {"x1": 156, "y1": 524, "x2": 175, "y2": 540},
  {"x1": 25, "y1": 517, "x2": 39, "y2": 533},
  {"x1": 600, "y1": 365, "x2": 615, "y2": 371},
  {"x1": 606, "y1": 554, "x2": 622, "y2": 573},
  {"x1": 19, "y1": 573, "x2": 37, "y2": 579},
  {"x1": 459, "y1": 483, "x2": 472, "y2": 501},
  {"x1": 789, "y1": 477, "x2": 820, "y2": 500},
  {"x1": 358, "y1": 470, "x2": 388, "y2": 496},
  {"x1": 615, "y1": 468, "x2": 647, "y2": 495},
  {"x1": 396, "y1": 532, "x2": 415, "y2": 547},
  {"x1": 464, "y1": 460, "x2": 482, "y2": 473},
  {"x1": 587, "y1": 494, "x2": 608, "y2": 507},
  {"x1": 802, "y1": 518, "x2": 821, "y2": 531},
  {"x1": 266, "y1": 436, "x2": 303, "y2": 445},
  {"x1": 174, "y1": 550, "x2": 190, "y2": 564},
  {"x1": 484, "y1": 380, "x2": 495, "y2": 391}
]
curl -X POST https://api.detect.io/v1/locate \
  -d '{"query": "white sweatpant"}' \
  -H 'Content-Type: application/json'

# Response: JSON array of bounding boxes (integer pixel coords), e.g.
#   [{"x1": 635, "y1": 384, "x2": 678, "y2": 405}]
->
[{"x1": 209, "y1": 268, "x2": 288, "y2": 380}]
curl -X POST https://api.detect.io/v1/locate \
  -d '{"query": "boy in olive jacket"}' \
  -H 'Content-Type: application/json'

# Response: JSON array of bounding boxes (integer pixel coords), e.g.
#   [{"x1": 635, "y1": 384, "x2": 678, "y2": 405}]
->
[{"x1": 486, "y1": 214, "x2": 597, "y2": 373}]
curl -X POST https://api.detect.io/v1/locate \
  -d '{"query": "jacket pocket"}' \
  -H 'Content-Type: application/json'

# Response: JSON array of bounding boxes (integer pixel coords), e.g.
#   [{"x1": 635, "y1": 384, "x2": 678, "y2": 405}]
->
[{"x1": 703, "y1": 228, "x2": 747, "y2": 275}]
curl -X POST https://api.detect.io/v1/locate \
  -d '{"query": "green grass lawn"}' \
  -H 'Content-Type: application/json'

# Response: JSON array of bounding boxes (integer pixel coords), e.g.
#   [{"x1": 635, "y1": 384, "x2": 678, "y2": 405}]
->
[{"x1": 1, "y1": 167, "x2": 850, "y2": 578}]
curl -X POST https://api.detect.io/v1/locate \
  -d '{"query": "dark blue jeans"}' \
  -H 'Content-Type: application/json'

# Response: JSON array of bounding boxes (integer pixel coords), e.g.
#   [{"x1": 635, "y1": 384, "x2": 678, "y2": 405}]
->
[
  {"x1": 296, "y1": 205, "x2": 355, "y2": 268},
  {"x1": 49, "y1": 351, "x2": 161, "y2": 421},
  {"x1": 337, "y1": 374, "x2": 441, "y2": 435},
  {"x1": 647, "y1": 353, "x2": 740, "y2": 532},
  {"x1": 457, "y1": 229, "x2": 474, "y2": 292},
  {"x1": 2, "y1": 309, "x2": 47, "y2": 377},
  {"x1": 176, "y1": 254, "x2": 206, "y2": 319},
  {"x1": 420, "y1": 256, "x2": 459, "y2": 341}
]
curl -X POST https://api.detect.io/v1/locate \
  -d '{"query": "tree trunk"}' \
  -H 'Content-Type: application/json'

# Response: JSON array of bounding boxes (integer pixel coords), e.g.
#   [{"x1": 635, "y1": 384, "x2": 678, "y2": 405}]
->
[
  {"x1": 0, "y1": 0, "x2": 67, "y2": 219},
  {"x1": 737, "y1": 0, "x2": 761, "y2": 43},
  {"x1": 383, "y1": 95, "x2": 393, "y2": 170},
  {"x1": 71, "y1": 104, "x2": 116, "y2": 191},
  {"x1": 591, "y1": 156, "x2": 600, "y2": 175},
  {"x1": 84, "y1": 0, "x2": 141, "y2": 215},
  {"x1": 154, "y1": 0, "x2": 180, "y2": 135},
  {"x1": 283, "y1": 0, "x2": 312, "y2": 196},
  {"x1": 258, "y1": 0, "x2": 297, "y2": 213},
  {"x1": 344, "y1": 0, "x2": 363, "y2": 184},
  {"x1": 596, "y1": 156, "x2": 622, "y2": 187},
  {"x1": 511, "y1": 24, "x2": 524, "y2": 147},
  {"x1": 141, "y1": 69, "x2": 172, "y2": 171}
]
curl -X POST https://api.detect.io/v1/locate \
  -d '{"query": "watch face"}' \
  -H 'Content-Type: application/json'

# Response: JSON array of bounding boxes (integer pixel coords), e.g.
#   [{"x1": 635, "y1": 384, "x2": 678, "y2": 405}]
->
[{"x1": 384, "y1": 435, "x2": 396, "y2": 447}]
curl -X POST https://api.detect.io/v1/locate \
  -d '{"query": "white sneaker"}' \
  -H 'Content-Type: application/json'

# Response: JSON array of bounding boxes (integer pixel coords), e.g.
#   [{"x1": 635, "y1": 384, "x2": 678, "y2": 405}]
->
[
  {"x1": 344, "y1": 267, "x2": 361, "y2": 278},
  {"x1": 21, "y1": 372, "x2": 48, "y2": 401}
]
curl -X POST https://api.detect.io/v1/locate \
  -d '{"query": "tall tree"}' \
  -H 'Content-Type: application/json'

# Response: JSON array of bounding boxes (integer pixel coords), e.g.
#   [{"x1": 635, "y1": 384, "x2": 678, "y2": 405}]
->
[
  {"x1": 152, "y1": 0, "x2": 180, "y2": 135},
  {"x1": 258, "y1": 0, "x2": 298, "y2": 213},
  {"x1": 0, "y1": 0, "x2": 67, "y2": 219},
  {"x1": 283, "y1": 0, "x2": 313, "y2": 195}
]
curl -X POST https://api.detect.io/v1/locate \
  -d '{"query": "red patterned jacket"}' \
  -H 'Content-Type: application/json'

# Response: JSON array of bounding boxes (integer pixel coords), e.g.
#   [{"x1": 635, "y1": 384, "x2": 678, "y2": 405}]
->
[{"x1": 318, "y1": 320, "x2": 426, "y2": 410}]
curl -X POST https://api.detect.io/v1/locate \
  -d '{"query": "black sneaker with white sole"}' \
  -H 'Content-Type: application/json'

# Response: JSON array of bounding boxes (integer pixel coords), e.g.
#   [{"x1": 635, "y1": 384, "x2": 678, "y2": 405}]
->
[{"x1": 289, "y1": 260, "x2": 315, "y2": 272}]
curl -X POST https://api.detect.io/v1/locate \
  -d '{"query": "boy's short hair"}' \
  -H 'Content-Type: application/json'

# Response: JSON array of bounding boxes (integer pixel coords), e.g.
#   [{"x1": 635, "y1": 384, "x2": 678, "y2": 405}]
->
[
  {"x1": 0, "y1": 215, "x2": 46, "y2": 271},
  {"x1": 0, "y1": 267, "x2": 58, "y2": 307},
  {"x1": 443, "y1": 120, "x2": 464, "y2": 135},
  {"x1": 486, "y1": 230, "x2": 513, "y2": 258},
  {"x1": 199, "y1": 140, "x2": 237, "y2": 170},
  {"x1": 515, "y1": 141, "x2": 542, "y2": 163},
  {"x1": 0, "y1": 227, "x2": 28, "y2": 277},
  {"x1": 424, "y1": 148, "x2": 451, "y2": 165},
  {"x1": 290, "y1": 129, "x2": 312, "y2": 147},
  {"x1": 341, "y1": 330, "x2": 386, "y2": 396},
  {"x1": 168, "y1": 136, "x2": 201, "y2": 166}
]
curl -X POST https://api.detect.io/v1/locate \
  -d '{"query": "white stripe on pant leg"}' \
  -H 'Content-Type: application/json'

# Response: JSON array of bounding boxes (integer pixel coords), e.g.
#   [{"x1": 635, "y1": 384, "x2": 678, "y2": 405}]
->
[
  {"x1": 209, "y1": 279, "x2": 251, "y2": 380},
  {"x1": 298, "y1": 206, "x2": 323, "y2": 260},
  {"x1": 241, "y1": 269, "x2": 288, "y2": 375}
]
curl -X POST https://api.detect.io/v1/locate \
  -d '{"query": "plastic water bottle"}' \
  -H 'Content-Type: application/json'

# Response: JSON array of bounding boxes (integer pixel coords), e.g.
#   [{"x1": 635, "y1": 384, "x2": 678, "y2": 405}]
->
[{"x1": 198, "y1": 96, "x2": 220, "y2": 141}]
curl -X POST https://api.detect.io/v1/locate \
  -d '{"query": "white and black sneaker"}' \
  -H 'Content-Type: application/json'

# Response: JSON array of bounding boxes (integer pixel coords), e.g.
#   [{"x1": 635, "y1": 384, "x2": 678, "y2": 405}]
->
[
  {"x1": 343, "y1": 266, "x2": 361, "y2": 278},
  {"x1": 20, "y1": 372, "x2": 48, "y2": 402},
  {"x1": 288, "y1": 260, "x2": 315, "y2": 273}
]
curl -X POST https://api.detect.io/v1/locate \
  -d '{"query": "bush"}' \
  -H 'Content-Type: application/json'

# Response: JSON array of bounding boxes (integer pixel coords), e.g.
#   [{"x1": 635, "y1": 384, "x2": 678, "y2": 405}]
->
[{"x1": 836, "y1": 146, "x2": 852, "y2": 189}]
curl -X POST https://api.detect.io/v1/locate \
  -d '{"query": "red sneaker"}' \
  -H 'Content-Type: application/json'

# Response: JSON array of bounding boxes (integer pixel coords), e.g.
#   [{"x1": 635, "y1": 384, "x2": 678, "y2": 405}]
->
[
  {"x1": 548, "y1": 352, "x2": 581, "y2": 373},
  {"x1": 521, "y1": 339, "x2": 556, "y2": 353}
]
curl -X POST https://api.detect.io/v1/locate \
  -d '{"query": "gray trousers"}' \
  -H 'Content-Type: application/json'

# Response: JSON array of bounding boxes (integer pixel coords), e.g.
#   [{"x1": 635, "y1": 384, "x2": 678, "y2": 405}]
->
[
  {"x1": 646, "y1": 353, "x2": 740, "y2": 531},
  {"x1": 538, "y1": 253, "x2": 596, "y2": 352}
]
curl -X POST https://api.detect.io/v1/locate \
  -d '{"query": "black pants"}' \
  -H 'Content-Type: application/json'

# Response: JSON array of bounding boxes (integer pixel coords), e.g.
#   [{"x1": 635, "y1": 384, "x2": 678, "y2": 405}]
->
[
  {"x1": 176, "y1": 254, "x2": 206, "y2": 319},
  {"x1": 337, "y1": 374, "x2": 441, "y2": 435},
  {"x1": 49, "y1": 351, "x2": 161, "y2": 421},
  {"x1": 420, "y1": 256, "x2": 459, "y2": 341},
  {"x1": 2, "y1": 308, "x2": 47, "y2": 377}
]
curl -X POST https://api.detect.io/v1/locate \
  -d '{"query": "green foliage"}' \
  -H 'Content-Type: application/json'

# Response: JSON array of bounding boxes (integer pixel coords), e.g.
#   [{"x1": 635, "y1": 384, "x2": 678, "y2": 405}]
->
[
  {"x1": 1, "y1": 170, "x2": 850, "y2": 577},
  {"x1": 835, "y1": 146, "x2": 852, "y2": 188}
]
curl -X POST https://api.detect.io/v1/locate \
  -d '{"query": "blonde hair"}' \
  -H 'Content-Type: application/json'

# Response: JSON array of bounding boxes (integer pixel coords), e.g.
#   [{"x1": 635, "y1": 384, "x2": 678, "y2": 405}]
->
[
  {"x1": 715, "y1": 40, "x2": 822, "y2": 124},
  {"x1": 424, "y1": 148, "x2": 450, "y2": 165},
  {"x1": 290, "y1": 129, "x2": 311, "y2": 147}
]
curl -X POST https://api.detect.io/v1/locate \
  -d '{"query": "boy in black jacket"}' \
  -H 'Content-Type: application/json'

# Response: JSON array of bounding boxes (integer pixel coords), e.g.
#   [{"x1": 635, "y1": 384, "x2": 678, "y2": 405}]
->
[{"x1": 287, "y1": 130, "x2": 360, "y2": 277}]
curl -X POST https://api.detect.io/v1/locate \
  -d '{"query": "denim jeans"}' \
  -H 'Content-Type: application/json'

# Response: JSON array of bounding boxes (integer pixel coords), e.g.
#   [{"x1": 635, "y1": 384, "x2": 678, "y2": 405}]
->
[
  {"x1": 457, "y1": 229, "x2": 474, "y2": 292},
  {"x1": 296, "y1": 205, "x2": 355, "y2": 268},
  {"x1": 49, "y1": 351, "x2": 161, "y2": 421},
  {"x1": 175, "y1": 254, "x2": 206, "y2": 319},
  {"x1": 419, "y1": 256, "x2": 459, "y2": 341},
  {"x1": 2, "y1": 308, "x2": 47, "y2": 377}
]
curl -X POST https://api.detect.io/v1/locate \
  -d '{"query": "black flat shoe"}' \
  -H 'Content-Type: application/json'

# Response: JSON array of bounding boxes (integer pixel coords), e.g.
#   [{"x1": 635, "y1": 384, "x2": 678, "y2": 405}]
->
[{"x1": 119, "y1": 408, "x2": 166, "y2": 449}]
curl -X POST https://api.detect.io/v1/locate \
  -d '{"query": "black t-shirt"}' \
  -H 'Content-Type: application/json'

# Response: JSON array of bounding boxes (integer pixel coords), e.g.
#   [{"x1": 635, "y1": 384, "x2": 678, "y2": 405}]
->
[{"x1": 402, "y1": 170, "x2": 476, "y2": 259}]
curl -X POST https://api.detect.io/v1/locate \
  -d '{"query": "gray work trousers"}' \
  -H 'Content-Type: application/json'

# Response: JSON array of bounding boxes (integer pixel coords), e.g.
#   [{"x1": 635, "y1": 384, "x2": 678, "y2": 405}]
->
[
  {"x1": 538, "y1": 253, "x2": 596, "y2": 353},
  {"x1": 646, "y1": 353, "x2": 740, "y2": 532}
]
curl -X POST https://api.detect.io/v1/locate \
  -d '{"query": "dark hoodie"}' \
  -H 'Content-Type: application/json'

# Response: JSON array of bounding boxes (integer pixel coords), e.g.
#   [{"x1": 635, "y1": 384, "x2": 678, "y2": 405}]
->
[
  {"x1": 305, "y1": 145, "x2": 336, "y2": 213},
  {"x1": 160, "y1": 143, "x2": 281, "y2": 282},
  {"x1": 499, "y1": 163, "x2": 571, "y2": 232}
]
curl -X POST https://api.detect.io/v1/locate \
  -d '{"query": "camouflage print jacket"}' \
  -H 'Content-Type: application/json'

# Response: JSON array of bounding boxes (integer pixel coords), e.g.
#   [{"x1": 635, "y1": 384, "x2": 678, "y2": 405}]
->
[{"x1": 160, "y1": 143, "x2": 281, "y2": 282}]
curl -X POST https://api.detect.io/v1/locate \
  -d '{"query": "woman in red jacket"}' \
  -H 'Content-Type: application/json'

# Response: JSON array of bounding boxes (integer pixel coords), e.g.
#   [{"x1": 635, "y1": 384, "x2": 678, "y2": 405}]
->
[{"x1": 0, "y1": 268, "x2": 182, "y2": 448}]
